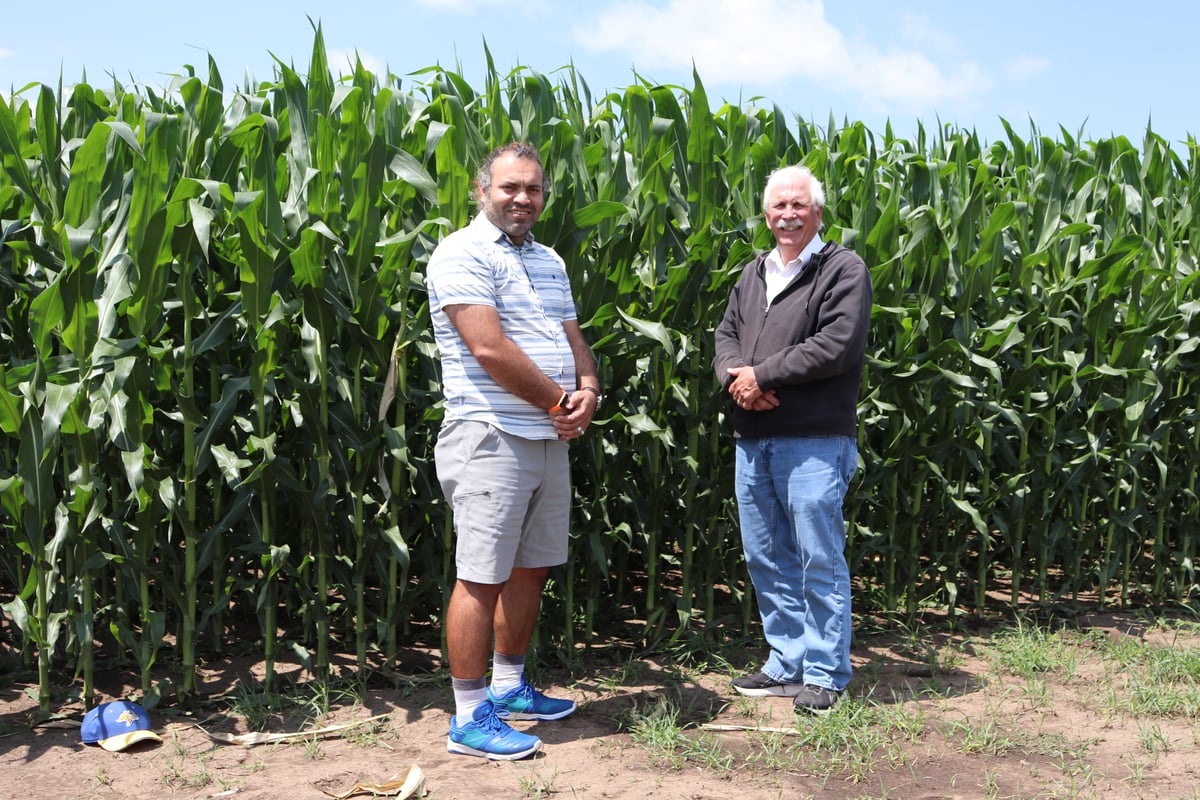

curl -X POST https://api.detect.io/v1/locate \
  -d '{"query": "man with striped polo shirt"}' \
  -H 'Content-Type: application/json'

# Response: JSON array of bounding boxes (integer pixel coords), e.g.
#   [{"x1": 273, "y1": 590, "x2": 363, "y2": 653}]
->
[{"x1": 427, "y1": 142, "x2": 601, "y2": 760}]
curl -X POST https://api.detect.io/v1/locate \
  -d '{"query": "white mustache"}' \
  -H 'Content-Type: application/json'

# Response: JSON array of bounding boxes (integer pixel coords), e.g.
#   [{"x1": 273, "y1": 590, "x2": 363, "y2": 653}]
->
[{"x1": 775, "y1": 219, "x2": 804, "y2": 231}]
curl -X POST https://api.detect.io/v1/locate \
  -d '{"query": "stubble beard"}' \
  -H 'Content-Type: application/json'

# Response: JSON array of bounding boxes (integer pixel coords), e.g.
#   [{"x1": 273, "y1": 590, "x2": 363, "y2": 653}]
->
[{"x1": 486, "y1": 202, "x2": 537, "y2": 242}]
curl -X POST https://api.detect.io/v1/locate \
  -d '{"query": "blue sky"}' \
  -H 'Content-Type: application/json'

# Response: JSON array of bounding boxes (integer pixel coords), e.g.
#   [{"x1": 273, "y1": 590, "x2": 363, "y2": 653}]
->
[{"x1": 2, "y1": 0, "x2": 1195, "y2": 149}]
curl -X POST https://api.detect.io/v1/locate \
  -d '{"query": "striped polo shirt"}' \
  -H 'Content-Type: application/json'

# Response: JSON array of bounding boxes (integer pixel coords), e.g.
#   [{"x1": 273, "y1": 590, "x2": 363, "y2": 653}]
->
[{"x1": 426, "y1": 213, "x2": 578, "y2": 440}]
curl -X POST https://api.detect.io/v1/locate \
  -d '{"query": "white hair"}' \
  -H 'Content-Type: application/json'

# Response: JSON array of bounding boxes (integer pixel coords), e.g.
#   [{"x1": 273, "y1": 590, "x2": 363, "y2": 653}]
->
[{"x1": 763, "y1": 165, "x2": 826, "y2": 211}]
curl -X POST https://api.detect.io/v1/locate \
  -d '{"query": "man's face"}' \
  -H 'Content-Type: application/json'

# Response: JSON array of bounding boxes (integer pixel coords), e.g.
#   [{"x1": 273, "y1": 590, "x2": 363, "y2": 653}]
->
[
  {"x1": 764, "y1": 176, "x2": 822, "y2": 256},
  {"x1": 479, "y1": 153, "x2": 545, "y2": 245}
]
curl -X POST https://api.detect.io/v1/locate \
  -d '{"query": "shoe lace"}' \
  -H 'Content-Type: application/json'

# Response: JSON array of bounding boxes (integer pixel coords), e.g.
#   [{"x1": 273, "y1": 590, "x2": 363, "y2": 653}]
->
[
  {"x1": 513, "y1": 680, "x2": 537, "y2": 703},
  {"x1": 477, "y1": 714, "x2": 506, "y2": 738},
  {"x1": 475, "y1": 702, "x2": 509, "y2": 734}
]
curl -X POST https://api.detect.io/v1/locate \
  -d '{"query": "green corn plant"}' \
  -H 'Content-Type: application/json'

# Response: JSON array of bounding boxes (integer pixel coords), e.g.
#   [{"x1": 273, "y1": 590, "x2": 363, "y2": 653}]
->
[{"x1": 3, "y1": 33, "x2": 1200, "y2": 711}]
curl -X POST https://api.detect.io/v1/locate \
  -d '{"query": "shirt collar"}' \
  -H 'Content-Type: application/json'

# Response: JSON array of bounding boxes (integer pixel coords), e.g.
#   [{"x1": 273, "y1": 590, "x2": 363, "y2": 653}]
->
[
  {"x1": 473, "y1": 212, "x2": 538, "y2": 248},
  {"x1": 766, "y1": 236, "x2": 825, "y2": 272}
]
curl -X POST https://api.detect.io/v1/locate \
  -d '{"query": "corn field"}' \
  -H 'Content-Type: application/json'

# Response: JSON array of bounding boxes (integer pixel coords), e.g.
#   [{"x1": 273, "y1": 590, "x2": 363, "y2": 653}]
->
[{"x1": 2, "y1": 30, "x2": 1198, "y2": 709}]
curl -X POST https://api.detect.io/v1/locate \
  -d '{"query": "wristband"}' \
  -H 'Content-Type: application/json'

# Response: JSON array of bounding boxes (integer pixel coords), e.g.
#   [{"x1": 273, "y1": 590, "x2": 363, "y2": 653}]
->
[
  {"x1": 548, "y1": 390, "x2": 570, "y2": 413},
  {"x1": 581, "y1": 386, "x2": 603, "y2": 408}
]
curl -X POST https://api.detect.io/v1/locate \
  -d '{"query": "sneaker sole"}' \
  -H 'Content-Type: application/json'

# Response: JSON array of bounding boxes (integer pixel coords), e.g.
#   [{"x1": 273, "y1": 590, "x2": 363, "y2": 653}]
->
[
  {"x1": 494, "y1": 703, "x2": 577, "y2": 721},
  {"x1": 446, "y1": 736, "x2": 542, "y2": 760},
  {"x1": 794, "y1": 702, "x2": 837, "y2": 716},
  {"x1": 732, "y1": 684, "x2": 804, "y2": 698},
  {"x1": 794, "y1": 691, "x2": 842, "y2": 715}
]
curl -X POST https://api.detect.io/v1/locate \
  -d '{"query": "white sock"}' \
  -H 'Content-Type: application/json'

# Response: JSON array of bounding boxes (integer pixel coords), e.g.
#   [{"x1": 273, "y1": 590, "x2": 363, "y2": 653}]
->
[
  {"x1": 452, "y1": 680, "x2": 488, "y2": 721},
  {"x1": 490, "y1": 651, "x2": 526, "y2": 695}
]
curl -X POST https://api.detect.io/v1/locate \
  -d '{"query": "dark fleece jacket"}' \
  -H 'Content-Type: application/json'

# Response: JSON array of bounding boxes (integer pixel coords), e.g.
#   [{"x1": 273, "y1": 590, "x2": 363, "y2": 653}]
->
[{"x1": 713, "y1": 241, "x2": 872, "y2": 439}]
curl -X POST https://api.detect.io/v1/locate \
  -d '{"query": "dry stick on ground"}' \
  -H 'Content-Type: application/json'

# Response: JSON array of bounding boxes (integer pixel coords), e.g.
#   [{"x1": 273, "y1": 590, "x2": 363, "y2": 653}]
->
[{"x1": 195, "y1": 712, "x2": 392, "y2": 746}]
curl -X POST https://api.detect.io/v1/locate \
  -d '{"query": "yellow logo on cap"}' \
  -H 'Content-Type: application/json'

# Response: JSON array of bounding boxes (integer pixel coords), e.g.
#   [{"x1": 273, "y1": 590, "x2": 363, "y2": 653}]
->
[{"x1": 116, "y1": 710, "x2": 138, "y2": 727}]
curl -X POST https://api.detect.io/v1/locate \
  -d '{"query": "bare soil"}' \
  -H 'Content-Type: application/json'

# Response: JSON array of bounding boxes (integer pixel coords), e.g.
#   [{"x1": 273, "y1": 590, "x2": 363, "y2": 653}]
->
[{"x1": 2, "y1": 610, "x2": 1198, "y2": 800}]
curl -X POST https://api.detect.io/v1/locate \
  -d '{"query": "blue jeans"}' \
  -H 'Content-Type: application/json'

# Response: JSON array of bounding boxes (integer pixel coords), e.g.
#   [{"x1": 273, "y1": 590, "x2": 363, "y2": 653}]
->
[{"x1": 735, "y1": 435, "x2": 857, "y2": 691}]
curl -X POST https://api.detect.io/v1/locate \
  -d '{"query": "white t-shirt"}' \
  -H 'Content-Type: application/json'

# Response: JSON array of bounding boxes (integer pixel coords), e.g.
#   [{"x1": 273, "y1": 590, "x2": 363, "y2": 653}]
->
[{"x1": 764, "y1": 236, "x2": 825, "y2": 306}]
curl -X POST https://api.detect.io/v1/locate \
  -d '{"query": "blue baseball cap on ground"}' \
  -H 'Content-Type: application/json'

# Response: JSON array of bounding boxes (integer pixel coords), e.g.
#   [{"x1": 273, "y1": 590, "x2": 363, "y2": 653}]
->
[{"x1": 81, "y1": 701, "x2": 163, "y2": 751}]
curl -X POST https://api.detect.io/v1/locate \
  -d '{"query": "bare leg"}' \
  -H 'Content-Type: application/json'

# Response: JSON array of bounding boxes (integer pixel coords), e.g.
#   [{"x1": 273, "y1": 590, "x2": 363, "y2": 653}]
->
[
  {"x1": 494, "y1": 567, "x2": 549, "y2": 656},
  {"x1": 446, "y1": 578, "x2": 504, "y2": 679}
]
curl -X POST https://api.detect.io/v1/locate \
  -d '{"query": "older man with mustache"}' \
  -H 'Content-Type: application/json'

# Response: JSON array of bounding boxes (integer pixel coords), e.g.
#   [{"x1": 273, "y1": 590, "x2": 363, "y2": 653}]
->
[{"x1": 714, "y1": 165, "x2": 873, "y2": 714}]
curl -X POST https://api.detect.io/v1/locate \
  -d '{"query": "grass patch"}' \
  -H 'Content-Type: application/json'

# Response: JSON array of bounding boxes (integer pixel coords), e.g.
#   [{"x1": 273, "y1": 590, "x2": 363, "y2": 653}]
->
[
  {"x1": 221, "y1": 671, "x2": 368, "y2": 731},
  {"x1": 1094, "y1": 631, "x2": 1200, "y2": 720},
  {"x1": 624, "y1": 694, "x2": 733, "y2": 770},
  {"x1": 985, "y1": 619, "x2": 1081, "y2": 679}
]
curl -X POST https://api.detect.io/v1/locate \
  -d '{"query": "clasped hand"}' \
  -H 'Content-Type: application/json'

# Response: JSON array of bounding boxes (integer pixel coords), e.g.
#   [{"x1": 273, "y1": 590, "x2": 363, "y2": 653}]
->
[
  {"x1": 726, "y1": 366, "x2": 780, "y2": 411},
  {"x1": 551, "y1": 390, "x2": 598, "y2": 440}
]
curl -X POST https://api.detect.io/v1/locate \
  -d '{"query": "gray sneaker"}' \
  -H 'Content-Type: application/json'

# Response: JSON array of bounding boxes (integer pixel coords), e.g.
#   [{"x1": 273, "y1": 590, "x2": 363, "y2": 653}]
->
[
  {"x1": 792, "y1": 684, "x2": 841, "y2": 715},
  {"x1": 731, "y1": 671, "x2": 803, "y2": 697}
]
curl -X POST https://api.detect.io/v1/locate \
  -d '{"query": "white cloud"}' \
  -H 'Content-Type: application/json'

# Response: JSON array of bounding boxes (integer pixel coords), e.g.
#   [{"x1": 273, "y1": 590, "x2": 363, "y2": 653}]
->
[
  {"x1": 1006, "y1": 55, "x2": 1051, "y2": 82},
  {"x1": 895, "y1": 13, "x2": 959, "y2": 56},
  {"x1": 411, "y1": 0, "x2": 552, "y2": 19},
  {"x1": 0, "y1": 48, "x2": 13, "y2": 60},
  {"x1": 575, "y1": 0, "x2": 840, "y2": 82},
  {"x1": 574, "y1": 0, "x2": 990, "y2": 115},
  {"x1": 844, "y1": 49, "x2": 991, "y2": 113},
  {"x1": 414, "y1": 0, "x2": 500, "y2": 9}
]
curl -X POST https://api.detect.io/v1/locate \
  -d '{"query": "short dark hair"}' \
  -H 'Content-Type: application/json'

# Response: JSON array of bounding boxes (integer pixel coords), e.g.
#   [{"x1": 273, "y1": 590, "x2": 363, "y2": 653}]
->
[{"x1": 474, "y1": 142, "x2": 547, "y2": 194}]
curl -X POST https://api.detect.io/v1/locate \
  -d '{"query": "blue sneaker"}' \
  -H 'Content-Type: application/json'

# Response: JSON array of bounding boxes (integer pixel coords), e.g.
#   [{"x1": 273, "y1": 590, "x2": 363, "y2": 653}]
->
[
  {"x1": 447, "y1": 700, "x2": 542, "y2": 760},
  {"x1": 488, "y1": 674, "x2": 577, "y2": 721}
]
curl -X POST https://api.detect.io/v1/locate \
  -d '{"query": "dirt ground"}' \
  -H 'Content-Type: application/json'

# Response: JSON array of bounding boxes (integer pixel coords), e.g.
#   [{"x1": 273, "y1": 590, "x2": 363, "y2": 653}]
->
[{"x1": 2, "y1": 610, "x2": 1198, "y2": 800}]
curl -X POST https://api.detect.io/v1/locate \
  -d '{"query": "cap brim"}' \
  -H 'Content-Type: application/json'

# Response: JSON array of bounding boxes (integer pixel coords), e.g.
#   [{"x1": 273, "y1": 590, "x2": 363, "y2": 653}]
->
[{"x1": 98, "y1": 729, "x2": 163, "y2": 752}]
